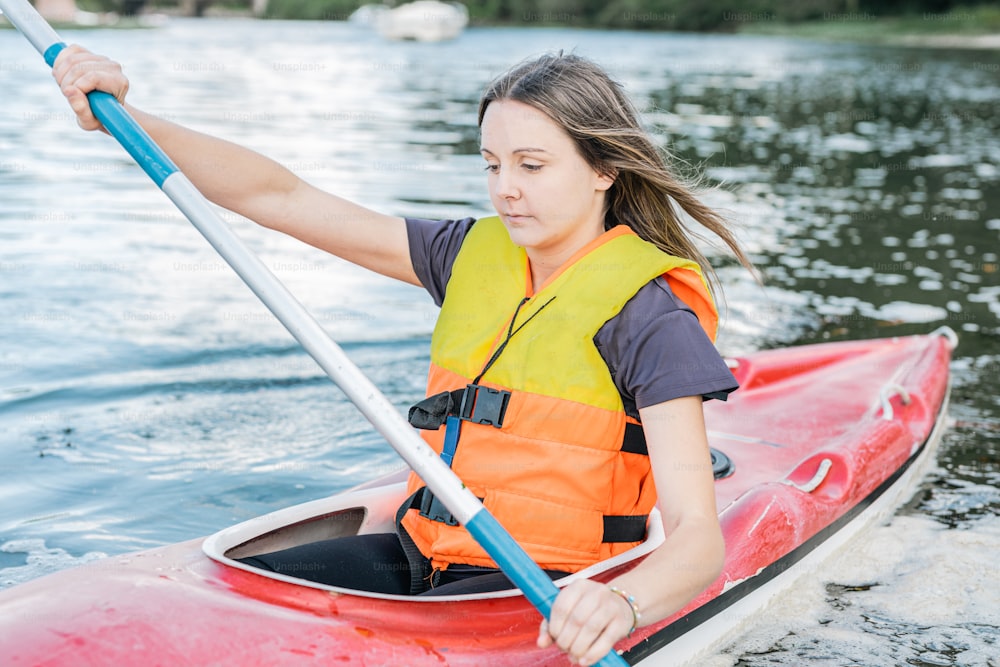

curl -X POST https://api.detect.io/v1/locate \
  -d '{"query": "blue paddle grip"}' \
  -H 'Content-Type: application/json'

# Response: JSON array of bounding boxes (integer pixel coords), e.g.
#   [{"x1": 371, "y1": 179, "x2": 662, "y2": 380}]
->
[
  {"x1": 43, "y1": 41, "x2": 64, "y2": 67},
  {"x1": 464, "y1": 510, "x2": 630, "y2": 667},
  {"x1": 42, "y1": 40, "x2": 178, "y2": 187},
  {"x1": 86, "y1": 91, "x2": 178, "y2": 187}
]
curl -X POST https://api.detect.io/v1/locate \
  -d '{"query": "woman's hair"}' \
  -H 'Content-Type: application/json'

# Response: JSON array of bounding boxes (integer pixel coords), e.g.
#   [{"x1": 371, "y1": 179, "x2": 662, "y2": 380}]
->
[{"x1": 478, "y1": 52, "x2": 755, "y2": 295}]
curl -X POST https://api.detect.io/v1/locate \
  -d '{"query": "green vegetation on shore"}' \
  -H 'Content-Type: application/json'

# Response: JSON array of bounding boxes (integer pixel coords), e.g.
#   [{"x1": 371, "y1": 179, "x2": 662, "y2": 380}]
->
[
  {"x1": 260, "y1": 0, "x2": 1000, "y2": 37},
  {"x1": 19, "y1": 0, "x2": 1000, "y2": 44},
  {"x1": 736, "y1": 5, "x2": 1000, "y2": 43}
]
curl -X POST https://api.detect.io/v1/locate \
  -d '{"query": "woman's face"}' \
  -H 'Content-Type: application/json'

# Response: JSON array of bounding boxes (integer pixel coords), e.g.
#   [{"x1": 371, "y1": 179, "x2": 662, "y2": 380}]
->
[{"x1": 480, "y1": 100, "x2": 614, "y2": 265}]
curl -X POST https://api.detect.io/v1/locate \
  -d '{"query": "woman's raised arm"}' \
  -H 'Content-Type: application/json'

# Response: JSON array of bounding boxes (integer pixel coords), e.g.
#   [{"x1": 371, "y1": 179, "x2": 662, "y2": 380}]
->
[{"x1": 52, "y1": 44, "x2": 418, "y2": 286}]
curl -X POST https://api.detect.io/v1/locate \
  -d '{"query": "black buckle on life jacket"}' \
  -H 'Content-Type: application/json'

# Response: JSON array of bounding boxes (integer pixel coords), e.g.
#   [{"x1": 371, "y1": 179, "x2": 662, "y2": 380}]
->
[
  {"x1": 417, "y1": 488, "x2": 461, "y2": 526},
  {"x1": 458, "y1": 384, "x2": 510, "y2": 428},
  {"x1": 407, "y1": 385, "x2": 510, "y2": 431}
]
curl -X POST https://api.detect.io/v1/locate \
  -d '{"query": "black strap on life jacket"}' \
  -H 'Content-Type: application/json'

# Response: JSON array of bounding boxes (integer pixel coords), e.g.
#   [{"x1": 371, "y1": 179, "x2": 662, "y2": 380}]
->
[
  {"x1": 602, "y1": 514, "x2": 650, "y2": 543},
  {"x1": 400, "y1": 486, "x2": 647, "y2": 543},
  {"x1": 621, "y1": 421, "x2": 648, "y2": 455},
  {"x1": 394, "y1": 490, "x2": 436, "y2": 595},
  {"x1": 408, "y1": 387, "x2": 648, "y2": 457}
]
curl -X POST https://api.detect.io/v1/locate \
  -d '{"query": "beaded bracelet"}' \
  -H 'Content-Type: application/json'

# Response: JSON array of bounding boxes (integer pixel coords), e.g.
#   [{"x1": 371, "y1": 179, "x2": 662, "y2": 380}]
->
[{"x1": 607, "y1": 586, "x2": 641, "y2": 637}]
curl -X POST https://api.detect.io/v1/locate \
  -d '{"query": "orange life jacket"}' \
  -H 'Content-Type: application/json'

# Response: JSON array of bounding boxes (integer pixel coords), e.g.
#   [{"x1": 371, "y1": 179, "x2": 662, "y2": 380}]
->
[{"x1": 401, "y1": 216, "x2": 717, "y2": 573}]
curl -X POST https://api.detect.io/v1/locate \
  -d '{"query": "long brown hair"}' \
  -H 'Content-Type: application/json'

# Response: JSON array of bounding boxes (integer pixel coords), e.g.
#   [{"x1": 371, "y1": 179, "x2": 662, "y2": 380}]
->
[{"x1": 478, "y1": 53, "x2": 755, "y2": 296}]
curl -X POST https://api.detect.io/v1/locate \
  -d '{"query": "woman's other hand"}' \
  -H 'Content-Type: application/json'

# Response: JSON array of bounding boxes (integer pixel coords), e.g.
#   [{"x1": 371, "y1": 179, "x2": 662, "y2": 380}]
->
[{"x1": 537, "y1": 578, "x2": 634, "y2": 666}]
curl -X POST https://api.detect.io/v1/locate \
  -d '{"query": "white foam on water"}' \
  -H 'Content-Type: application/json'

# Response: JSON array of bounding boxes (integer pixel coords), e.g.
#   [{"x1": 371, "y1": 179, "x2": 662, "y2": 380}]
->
[
  {"x1": 0, "y1": 539, "x2": 107, "y2": 590},
  {"x1": 712, "y1": 514, "x2": 1000, "y2": 665},
  {"x1": 861, "y1": 300, "x2": 951, "y2": 324}
]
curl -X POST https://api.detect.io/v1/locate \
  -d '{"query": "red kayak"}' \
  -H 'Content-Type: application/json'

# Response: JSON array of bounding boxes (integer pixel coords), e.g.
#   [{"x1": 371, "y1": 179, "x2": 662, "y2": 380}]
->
[{"x1": 0, "y1": 330, "x2": 954, "y2": 666}]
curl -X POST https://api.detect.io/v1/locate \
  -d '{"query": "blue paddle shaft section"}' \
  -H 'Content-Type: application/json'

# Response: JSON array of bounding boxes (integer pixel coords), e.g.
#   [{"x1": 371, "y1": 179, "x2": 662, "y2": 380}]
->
[
  {"x1": 41, "y1": 41, "x2": 178, "y2": 187},
  {"x1": 463, "y1": 511, "x2": 630, "y2": 667},
  {"x1": 87, "y1": 91, "x2": 178, "y2": 187}
]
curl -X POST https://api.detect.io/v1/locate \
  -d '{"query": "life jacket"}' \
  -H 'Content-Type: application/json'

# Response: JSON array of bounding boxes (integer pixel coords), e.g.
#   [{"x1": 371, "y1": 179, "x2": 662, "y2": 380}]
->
[{"x1": 401, "y1": 216, "x2": 718, "y2": 573}]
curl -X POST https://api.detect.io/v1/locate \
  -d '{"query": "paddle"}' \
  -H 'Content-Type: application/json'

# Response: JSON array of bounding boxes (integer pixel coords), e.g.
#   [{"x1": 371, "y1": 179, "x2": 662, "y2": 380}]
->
[{"x1": 0, "y1": 2, "x2": 631, "y2": 665}]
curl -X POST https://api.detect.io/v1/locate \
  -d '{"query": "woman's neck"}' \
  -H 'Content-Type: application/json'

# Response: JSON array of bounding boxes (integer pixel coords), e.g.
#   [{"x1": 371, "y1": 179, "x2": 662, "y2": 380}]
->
[{"x1": 525, "y1": 224, "x2": 632, "y2": 295}]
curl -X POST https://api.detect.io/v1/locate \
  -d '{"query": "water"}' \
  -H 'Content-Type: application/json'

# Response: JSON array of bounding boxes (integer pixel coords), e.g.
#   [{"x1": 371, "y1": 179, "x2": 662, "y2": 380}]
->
[{"x1": 1, "y1": 18, "x2": 998, "y2": 665}]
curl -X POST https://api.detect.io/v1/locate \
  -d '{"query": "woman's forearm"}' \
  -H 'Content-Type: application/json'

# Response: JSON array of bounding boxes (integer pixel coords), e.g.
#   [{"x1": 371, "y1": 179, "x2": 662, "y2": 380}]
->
[
  {"x1": 619, "y1": 396, "x2": 727, "y2": 627},
  {"x1": 609, "y1": 515, "x2": 725, "y2": 627},
  {"x1": 124, "y1": 104, "x2": 300, "y2": 227},
  {"x1": 121, "y1": 104, "x2": 420, "y2": 283}
]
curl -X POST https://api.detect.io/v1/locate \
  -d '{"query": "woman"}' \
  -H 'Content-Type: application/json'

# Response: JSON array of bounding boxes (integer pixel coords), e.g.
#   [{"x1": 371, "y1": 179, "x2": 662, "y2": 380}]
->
[{"x1": 55, "y1": 47, "x2": 753, "y2": 666}]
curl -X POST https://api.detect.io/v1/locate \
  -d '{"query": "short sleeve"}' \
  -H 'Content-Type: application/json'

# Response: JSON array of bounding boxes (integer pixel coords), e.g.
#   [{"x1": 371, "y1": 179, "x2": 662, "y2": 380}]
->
[
  {"x1": 595, "y1": 276, "x2": 738, "y2": 415},
  {"x1": 405, "y1": 217, "x2": 477, "y2": 306}
]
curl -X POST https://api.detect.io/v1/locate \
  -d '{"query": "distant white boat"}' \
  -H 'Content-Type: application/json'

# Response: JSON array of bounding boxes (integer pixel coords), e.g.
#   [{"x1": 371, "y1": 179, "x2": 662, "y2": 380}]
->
[
  {"x1": 350, "y1": 1, "x2": 468, "y2": 42},
  {"x1": 20, "y1": 0, "x2": 166, "y2": 27}
]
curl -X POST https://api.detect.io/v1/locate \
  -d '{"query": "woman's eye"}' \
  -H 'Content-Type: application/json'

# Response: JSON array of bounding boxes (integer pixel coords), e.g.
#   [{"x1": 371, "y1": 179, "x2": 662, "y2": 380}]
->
[{"x1": 483, "y1": 162, "x2": 541, "y2": 173}]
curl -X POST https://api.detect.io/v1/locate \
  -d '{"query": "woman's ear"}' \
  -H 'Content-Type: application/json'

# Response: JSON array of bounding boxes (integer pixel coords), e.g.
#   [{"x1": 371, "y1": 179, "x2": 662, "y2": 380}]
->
[{"x1": 596, "y1": 167, "x2": 617, "y2": 192}]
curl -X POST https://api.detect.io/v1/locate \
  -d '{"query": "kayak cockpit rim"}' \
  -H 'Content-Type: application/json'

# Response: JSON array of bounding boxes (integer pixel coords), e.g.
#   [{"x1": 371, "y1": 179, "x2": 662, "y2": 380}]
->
[
  {"x1": 203, "y1": 329, "x2": 958, "y2": 608},
  {"x1": 201, "y1": 482, "x2": 666, "y2": 602}
]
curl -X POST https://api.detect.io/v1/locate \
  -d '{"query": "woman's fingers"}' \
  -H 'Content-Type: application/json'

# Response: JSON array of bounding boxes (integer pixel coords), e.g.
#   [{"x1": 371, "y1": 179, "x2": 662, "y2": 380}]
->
[
  {"x1": 565, "y1": 593, "x2": 625, "y2": 666},
  {"x1": 537, "y1": 619, "x2": 553, "y2": 648},
  {"x1": 545, "y1": 580, "x2": 588, "y2": 652},
  {"x1": 52, "y1": 45, "x2": 130, "y2": 131},
  {"x1": 573, "y1": 618, "x2": 626, "y2": 666},
  {"x1": 538, "y1": 581, "x2": 632, "y2": 665}
]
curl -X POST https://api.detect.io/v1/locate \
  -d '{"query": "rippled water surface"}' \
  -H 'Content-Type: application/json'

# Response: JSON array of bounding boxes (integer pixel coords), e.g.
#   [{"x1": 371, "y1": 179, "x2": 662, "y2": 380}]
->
[{"x1": 1, "y1": 18, "x2": 998, "y2": 665}]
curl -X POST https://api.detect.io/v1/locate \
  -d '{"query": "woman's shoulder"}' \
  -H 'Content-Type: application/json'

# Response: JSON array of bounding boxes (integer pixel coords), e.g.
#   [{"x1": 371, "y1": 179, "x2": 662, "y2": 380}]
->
[
  {"x1": 596, "y1": 275, "x2": 703, "y2": 358},
  {"x1": 405, "y1": 216, "x2": 478, "y2": 248},
  {"x1": 405, "y1": 216, "x2": 479, "y2": 305},
  {"x1": 614, "y1": 275, "x2": 698, "y2": 328},
  {"x1": 596, "y1": 276, "x2": 736, "y2": 408}
]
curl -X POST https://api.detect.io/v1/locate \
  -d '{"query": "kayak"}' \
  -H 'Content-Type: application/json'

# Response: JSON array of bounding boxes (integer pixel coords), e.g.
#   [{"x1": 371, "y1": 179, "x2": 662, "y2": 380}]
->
[{"x1": 0, "y1": 329, "x2": 954, "y2": 666}]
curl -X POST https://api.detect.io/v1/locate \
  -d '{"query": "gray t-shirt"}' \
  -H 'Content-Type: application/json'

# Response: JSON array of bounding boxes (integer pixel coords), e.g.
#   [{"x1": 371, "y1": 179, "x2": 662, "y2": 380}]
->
[{"x1": 406, "y1": 217, "x2": 738, "y2": 417}]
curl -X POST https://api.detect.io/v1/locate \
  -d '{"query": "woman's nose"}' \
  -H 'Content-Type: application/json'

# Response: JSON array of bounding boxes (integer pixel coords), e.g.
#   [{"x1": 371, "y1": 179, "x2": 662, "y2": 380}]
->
[{"x1": 493, "y1": 168, "x2": 519, "y2": 200}]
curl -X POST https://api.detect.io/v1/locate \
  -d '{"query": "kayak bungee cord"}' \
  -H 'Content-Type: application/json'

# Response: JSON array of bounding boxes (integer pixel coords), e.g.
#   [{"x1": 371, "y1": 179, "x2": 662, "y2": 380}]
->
[{"x1": 0, "y1": 2, "x2": 630, "y2": 664}]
